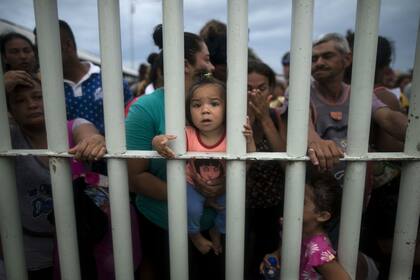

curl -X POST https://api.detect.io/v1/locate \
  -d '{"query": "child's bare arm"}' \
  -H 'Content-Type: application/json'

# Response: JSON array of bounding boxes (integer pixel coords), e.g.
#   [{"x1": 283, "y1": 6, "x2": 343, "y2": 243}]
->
[
  {"x1": 152, "y1": 134, "x2": 177, "y2": 158},
  {"x1": 243, "y1": 117, "x2": 256, "y2": 170},
  {"x1": 316, "y1": 260, "x2": 351, "y2": 280},
  {"x1": 243, "y1": 116, "x2": 256, "y2": 153}
]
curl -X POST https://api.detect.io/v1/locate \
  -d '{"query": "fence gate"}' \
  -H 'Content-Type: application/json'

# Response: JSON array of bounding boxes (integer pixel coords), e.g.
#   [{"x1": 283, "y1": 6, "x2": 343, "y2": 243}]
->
[{"x1": 0, "y1": 0, "x2": 419, "y2": 280}]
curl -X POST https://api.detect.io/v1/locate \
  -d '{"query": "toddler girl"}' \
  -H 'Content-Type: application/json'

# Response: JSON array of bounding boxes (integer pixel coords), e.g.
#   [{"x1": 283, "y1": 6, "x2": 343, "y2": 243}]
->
[{"x1": 153, "y1": 75, "x2": 255, "y2": 255}]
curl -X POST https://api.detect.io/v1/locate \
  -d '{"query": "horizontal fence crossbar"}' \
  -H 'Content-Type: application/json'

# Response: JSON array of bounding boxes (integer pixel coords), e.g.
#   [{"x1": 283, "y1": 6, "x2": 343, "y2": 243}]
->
[{"x1": 1, "y1": 150, "x2": 419, "y2": 161}]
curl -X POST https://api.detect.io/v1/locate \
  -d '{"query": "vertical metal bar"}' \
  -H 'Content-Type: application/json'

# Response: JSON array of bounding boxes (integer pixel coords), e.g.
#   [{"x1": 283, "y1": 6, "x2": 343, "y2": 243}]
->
[
  {"x1": 280, "y1": 0, "x2": 313, "y2": 278},
  {"x1": 338, "y1": 0, "x2": 381, "y2": 277},
  {"x1": 33, "y1": 1, "x2": 81, "y2": 279},
  {"x1": 226, "y1": 0, "x2": 248, "y2": 279},
  {"x1": 166, "y1": 158, "x2": 188, "y2": 280},
  {"x1": 162, "y1": 0, "x2": 189, "y2": 279},
  {"x1": 0, "y1": 59, "x2": 27, "y2": 280},
  {"x1": 97, "y1": 0, "x2": 134, "y2": 279},
  {"x1": 281, "y1": 162, "x2": 306, "y2": 278},
  {"x1": 389, "y1": 19, "x2": 420, "y2": 280}
]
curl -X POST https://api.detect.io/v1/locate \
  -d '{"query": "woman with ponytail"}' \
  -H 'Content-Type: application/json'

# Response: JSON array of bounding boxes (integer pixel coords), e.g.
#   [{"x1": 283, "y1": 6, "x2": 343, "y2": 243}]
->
[{"x1": 126, "y1": 25, "x2": 220, "y2": 279}]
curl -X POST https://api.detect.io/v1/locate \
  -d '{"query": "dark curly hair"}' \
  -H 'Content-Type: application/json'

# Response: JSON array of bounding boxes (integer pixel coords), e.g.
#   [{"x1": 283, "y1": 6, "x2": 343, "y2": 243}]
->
[
  {"x1": 152, "y1": 24, "x2": 204, "y2": 67},
  {"x1": 199, "y1": 20, "x2": 227, "y2": 66},
  {"x1": 344, "y1": 30, "x2": 394, "y2": 84},
  {"x1": 306, "y1": 173, "x2": 342, "y2": 228}
]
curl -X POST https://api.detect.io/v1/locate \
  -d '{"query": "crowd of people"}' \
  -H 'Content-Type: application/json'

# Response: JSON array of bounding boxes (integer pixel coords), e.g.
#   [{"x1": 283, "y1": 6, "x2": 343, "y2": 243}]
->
[{"x1": 0, "y1": 17, "x2": 418, "y2": 280}]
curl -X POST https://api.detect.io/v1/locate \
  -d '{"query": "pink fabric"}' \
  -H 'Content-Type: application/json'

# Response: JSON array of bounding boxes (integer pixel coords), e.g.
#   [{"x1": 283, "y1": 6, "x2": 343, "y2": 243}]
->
[
  {"x1": 185, "y1": 126, "x2": 226, "y2": 184},
  {"x1": 185, "y1": 126, "x2": 226, "y2": 152},
  {"x1": 124, "y1": 96, "x2": 140, "y2": 117},
  {"x1": 300, "y1": 234, "x2": 336, "y2": 280}
]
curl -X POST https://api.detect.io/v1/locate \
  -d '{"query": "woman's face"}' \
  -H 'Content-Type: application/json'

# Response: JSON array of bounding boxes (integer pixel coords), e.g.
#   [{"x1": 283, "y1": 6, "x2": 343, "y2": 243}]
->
[
  {"x1": 247, "y1": 72, "x2": 271, "y2": 98},
  {"x1": 188, "y1": 42, "x2": 215, "y2": 75},
  {"x1": 3, "y1": 38, "x2": 36, "y2": 72},
  {"x1": 247, "y1": 72, "x2": 272, "y2": 121},
  {"x1": 9, "y1": 82, "x2": 45, "y2": 128}
]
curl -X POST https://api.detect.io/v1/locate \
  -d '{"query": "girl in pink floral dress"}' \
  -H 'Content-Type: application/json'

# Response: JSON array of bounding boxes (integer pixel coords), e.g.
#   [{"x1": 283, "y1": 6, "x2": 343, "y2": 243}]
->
[{"x1": 261, "y1": 174, "x2": 350, "y2": 279}]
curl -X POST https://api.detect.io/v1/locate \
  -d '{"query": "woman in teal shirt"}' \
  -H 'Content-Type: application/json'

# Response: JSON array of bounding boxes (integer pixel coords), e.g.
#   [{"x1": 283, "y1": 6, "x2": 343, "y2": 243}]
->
[{"x1": 126, "y1": 25, "x2": 220, "y2": 279}]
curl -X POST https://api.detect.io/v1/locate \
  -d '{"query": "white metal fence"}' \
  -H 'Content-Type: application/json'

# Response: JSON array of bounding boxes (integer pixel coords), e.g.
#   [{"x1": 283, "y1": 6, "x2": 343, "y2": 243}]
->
[{"x1": 0, "y1": 0, "x2": 419, "y2": 280}]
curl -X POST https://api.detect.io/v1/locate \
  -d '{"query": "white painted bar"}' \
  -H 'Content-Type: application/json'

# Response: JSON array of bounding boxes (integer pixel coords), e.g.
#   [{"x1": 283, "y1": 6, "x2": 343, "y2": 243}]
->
[
  {"x1": 281, "y1": 0, "x2": 313, "y2": 278},
  {"x1": 97, "y1": 0, "x2": 135, "y2": 279},
  {"x1": 33, "y1": 1, "x2": 81, "y2": 279},
  {"x1": 338, "y1": 0, "x2": 381, "y2": 278},
  {"x1": 226, "y1": 0, "x2": 248, "y2": 279},
  {"x1": 389, "y1": 19, "x2": 420, "y2": 280},
  {"x1": 105, "y1": 159, "x2": 134, "y2": 280},
  {"x1": 2, "y1": 150, "x2": 420, "y2": 162},
  {"x1": 0, "y1": 60, "x2": 27, "y2": 280},
  {"x1": 281, "y1": 162, "x2": 306, "y2": 278},
  {"x1": 162, "y1": 0, "x2": 189, "y2": 279}
]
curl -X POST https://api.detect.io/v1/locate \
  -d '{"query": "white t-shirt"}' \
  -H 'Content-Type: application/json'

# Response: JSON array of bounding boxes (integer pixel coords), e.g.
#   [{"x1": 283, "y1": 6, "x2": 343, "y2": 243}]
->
[{"x1": 144, "y1": 83, "x2": 155, "y2": 95}]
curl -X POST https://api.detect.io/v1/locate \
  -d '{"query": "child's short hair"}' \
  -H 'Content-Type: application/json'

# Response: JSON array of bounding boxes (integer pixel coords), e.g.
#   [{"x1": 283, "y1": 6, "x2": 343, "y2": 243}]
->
[
  {"x1": 194, "y1": 159, "x2": 223, "y2": 169},
  {"x1": 194, "y1": 159, "x2": 224, "y2": 179},
  {"x1": 306, "y1": 173, "x2": 342, "y2": 226},
  {"x1": 186, "y1": 72, "x2": 226, "y2": 126}
]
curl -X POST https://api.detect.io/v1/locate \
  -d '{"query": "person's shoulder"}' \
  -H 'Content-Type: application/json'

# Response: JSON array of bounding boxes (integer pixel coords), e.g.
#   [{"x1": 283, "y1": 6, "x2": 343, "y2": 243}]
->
[
  {"x1": 303, "y1": 233, "x2": 336, "y2": 267},
  {"x1": 134, "y1": 88, "x2": 164, "y2": 106},
  {"x1": 310, "y1": 233, "x2": 335, "y2": 251},
  {"x1": 142, "y1": 87, "x2": 164, "y2": 97},
  {"x1": 149, "y1": 87, "x2": 165, "y2": 96},
  {"x1": 373, "y1": 86, "x2": 399, "y2": 111},
  {"x1": 373, "y1": 86, "x2": 398, "y2": 99},
  {"x1": 86, "y1": 62, "x2": 101, "y2": 74},
  {"x1": 9, "y1": 123, "x2": 27, "y2": 148},
  {"x1": 82, "y1": 62, "x2": 102, "y2": 82},
  {"x1": 9, "y1": 123, "x2": 19, "y2": 137},
  {"x1": 185, "y1": 125, "x2": 196, "y2": 134},
  {"x1": 126, "y1": 88, "x2": 165, "y2": 121},
  {"x1": 373, "y1": 86, "x2": 389, "y2": 95},
  {"x1": 308, "y1": 80, "x2": 323, "y2": 101},
  {"x1": 185, "y1": 126, "x2": 198, "y2": 140}
]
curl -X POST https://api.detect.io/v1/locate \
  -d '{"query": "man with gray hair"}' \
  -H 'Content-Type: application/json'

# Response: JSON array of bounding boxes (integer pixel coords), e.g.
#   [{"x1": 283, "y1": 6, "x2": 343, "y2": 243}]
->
[
  {"x1": 306, "y1": 32, "x2": 407, "y2": 178},
  {"x1": 302, "y1": 33, "x2": 408, "y2": 279}
]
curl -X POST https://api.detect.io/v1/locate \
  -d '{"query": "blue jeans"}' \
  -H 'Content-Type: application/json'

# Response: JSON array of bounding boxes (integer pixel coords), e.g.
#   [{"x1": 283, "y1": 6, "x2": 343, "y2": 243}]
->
[{"x1": 187, "y1": 182, "x2": 226, "y2": 234}]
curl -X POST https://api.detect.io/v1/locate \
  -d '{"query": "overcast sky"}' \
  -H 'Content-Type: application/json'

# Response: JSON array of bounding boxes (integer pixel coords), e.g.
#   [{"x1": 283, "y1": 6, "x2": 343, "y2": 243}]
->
[{"x1": 1, "y1": 0, "x2": 419, "y2": 74}]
